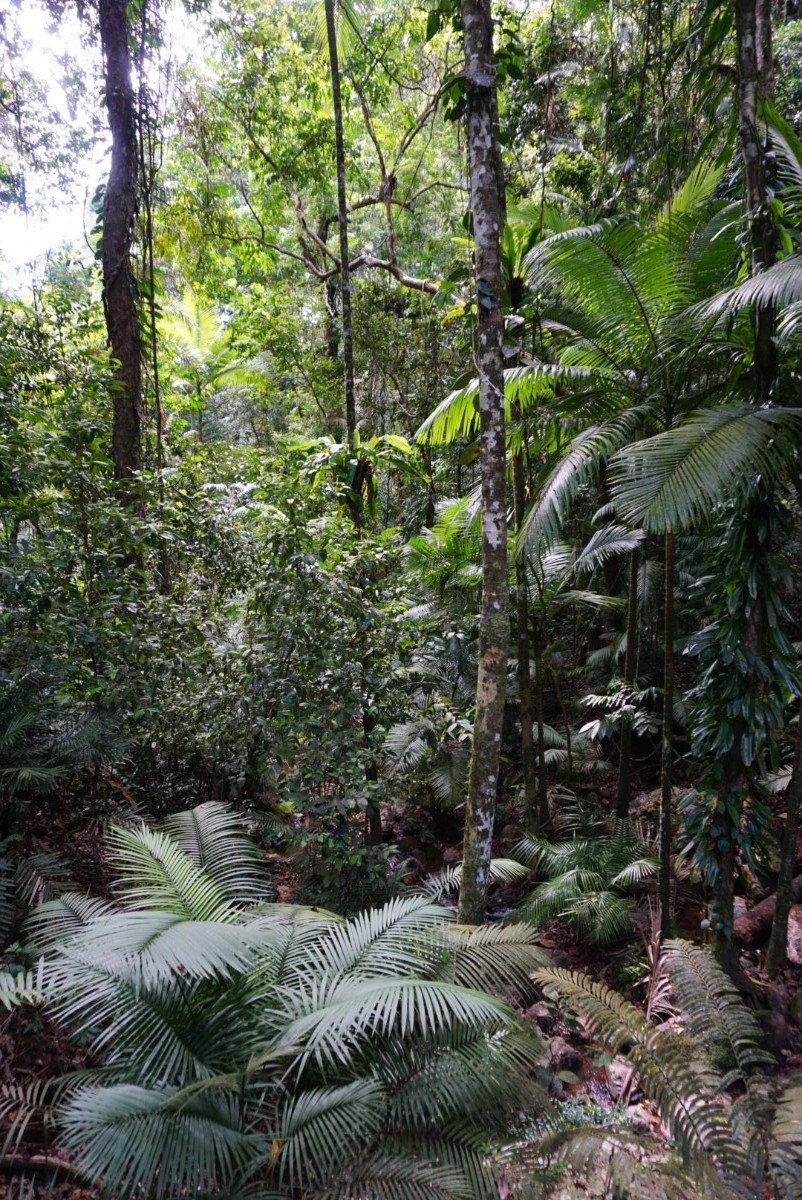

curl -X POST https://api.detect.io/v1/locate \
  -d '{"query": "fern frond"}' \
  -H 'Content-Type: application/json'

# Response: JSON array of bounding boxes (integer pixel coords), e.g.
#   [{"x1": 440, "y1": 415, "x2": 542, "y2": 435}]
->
[
  {"x1": 532, "y1": 968, "x2": 750, "y2": 1184},
  {"x1": 660, "y1": 940, "x2": 774, "y2": 1081}
]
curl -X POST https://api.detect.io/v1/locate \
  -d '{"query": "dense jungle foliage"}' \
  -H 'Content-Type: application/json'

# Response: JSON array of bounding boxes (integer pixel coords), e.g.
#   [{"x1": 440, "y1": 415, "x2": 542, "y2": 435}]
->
[{"x1": 1, "y1": 0, "x2": 802, "y2": 1196}]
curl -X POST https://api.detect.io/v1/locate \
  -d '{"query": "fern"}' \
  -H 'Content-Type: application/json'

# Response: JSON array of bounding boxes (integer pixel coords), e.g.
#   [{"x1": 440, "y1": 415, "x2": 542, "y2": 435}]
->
[
  {"x1": 770, "y1": 1081, "x2": 802, "y2": 1200},
  {"x1": 532, "y1": 967, "x2": 751, "y2": 1189},
  {"x1": 660, "y1": 939, "x2": 774, "y2": 1083}
]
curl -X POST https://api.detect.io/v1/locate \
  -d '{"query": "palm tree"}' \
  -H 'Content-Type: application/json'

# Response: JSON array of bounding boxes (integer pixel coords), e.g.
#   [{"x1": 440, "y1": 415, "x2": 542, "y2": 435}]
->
[
  {"x1": 515, "y1": 163, "x2": 777, "y2": 937},
  {"x1": 25, "y1": 801, "x2": 548, "y2": 1200}
]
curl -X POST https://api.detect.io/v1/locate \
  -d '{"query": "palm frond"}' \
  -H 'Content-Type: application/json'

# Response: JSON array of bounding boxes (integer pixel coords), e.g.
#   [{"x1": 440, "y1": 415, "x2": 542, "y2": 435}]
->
[
  {"x1": 302, "y1": 895, "x2": 449, "y2": 981},
  {"x1": 275, "y1": 1080, "x2": 384, "y2": 1193},
  {"x1": 518, "y1": 409, "x2": 647, "y2": 554},
  {"x1": 420, "y1": 858, "x2": 528, "y2": 896},
  {"x1": 58, "y1": 1084, "x2": 256, "y2": 1200},
  {"x1": 0, "y1": 959, "x2": 45, "y2": 1010},
  {"x1": 415, "y1": 364, "x2": 589, "y2": 446},
  {"x1": 696, "y1": 253, "x2": 802, "y2": 319},
  {"x1": 439, "y1": 922, "x2": 550, "y2": 1001},
  {"x1": 610, "y1": 406, "x2": 802, "y2": 532},
  {"x1": 106, "y1": 824, "x2": 233, "y2": 920},
  {"x1": 160, "y1": 802, "x2": 270, "y2": 905}
]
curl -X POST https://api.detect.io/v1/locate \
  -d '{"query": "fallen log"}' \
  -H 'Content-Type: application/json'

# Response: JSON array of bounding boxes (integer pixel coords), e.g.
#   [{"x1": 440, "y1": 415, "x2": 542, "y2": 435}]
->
[{"x1": 733, "y1": 874, "x2": 802, "y2": 948}]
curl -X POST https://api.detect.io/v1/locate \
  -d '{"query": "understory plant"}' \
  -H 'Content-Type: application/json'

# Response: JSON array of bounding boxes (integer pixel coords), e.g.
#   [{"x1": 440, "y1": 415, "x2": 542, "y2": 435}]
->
[
  {"x1": 514, "y1": 819, "x2": 659, "y2": 942},
  {"x1": 9, "y1": 801, "x2": 549, "y2": 1200}
]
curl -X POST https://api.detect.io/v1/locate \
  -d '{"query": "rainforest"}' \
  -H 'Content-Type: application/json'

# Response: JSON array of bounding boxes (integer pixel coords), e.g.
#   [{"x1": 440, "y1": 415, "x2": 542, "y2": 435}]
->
[{"x1": 1, "y1": 0, "x2": 802, "y2": 1196}]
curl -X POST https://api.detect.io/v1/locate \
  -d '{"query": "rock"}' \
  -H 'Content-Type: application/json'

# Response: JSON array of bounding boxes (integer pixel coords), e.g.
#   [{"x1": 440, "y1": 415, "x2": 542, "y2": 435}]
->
[
  {"x1": 624, "y1": 1103, "x2": 654, "y2": 1135},
  {"x1": 548, "y1": 1035, "x2": 583, "y2": 1074},
  {"x1": 498, "y1": 823, "x2": 522, "y2": 847},
  {"x1": 764, "y1": 1012, "x2": 789, "y2": 1056},
  {"x1": 605, "y1": 1056, "x2": 634, "y2": 1100},
  {"x1": 789, "y1": 991, "x2": 802, "y2": 1028},
  {"x1": 441, "y1": 843, "x2": 461, "y2": 865},
  {"x1": 733, "y1": 876, "x2": 802, "y2": 947},
  {"x1": 525, "y1": 1001, "x2": 556, "y2": 1032},
  {"x1": 395, "y1": 854, "x2": 426, "y2": 883},
  {"x1": 787, "y1": 905, "x2": 802, "y2": 965}
]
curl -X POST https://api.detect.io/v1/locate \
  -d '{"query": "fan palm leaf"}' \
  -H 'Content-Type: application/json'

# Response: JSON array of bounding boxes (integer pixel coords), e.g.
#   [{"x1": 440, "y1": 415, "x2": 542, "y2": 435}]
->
[{"x1": 27, "y1": 805, "x2": 548, "y2": 1200}]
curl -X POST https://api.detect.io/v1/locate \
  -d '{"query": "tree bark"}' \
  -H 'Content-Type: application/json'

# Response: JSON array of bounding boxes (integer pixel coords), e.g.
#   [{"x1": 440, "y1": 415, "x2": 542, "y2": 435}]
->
[
  {"x1": 323, "y1": 0, "x2": 356, "y2": 448},
  {"x1": 457, "y1": 0, "x2": 508, "y2": 926},
  {"x1": 98, "y1": 0, "x2": 142, "y2": 501},
  {"x1": 735, "y1": 0, "x2": 778, "y2": 401},
  {"x1": 765, "y1": 713, "x2": 802, "y2": 970}
]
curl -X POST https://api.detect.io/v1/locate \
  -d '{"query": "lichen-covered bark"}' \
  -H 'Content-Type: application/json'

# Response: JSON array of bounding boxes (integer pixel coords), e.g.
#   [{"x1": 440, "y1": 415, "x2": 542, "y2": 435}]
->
[
  {"x1": 98, "y1": 0, "x2": 142, "y2": 499},
  {"x1": 457, "y1": 0, "x2": 508, "y2": 927}
]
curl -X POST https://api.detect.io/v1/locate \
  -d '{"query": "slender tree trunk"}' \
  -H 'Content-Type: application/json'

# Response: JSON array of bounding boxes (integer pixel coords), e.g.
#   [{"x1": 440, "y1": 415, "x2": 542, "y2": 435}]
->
[
  {"x1": 457, "y1": 0, "x2": 508, "y2": 926},
  {"x1": 324, "y1": 0, "x2": 356, "y2": 448},
  {"x1": 533, "y1": 614, "x2": 549, "y2": 829},
  {"x1": 765, "y1": 709, "x2": 802, "y2": 970},
  {"x1": 615, "y1": 547, "x2": 640, "y2": 820},
  {"x1": 98, "y1": 0, "x2": 142, "y2": 502},
  {"x1": 736, "y1": 0, "x2": 778, "y2": 400},
  {"x1": 363, "y1": 708, "x2": 383, "y2": 846},
  {"x1": 659, "y1": 531, "x2": 675, "y2": 939},
  {"x1": 512, "y1": 425, "x2": 538, "y2": 823}
]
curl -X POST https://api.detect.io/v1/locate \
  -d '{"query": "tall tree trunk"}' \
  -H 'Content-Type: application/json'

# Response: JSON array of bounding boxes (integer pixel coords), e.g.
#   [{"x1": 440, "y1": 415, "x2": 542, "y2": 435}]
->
[
  {"x1": 323, "y1": 0, "x2": 356, "y2": 448},
  {"x1": 98, "y1": 0, "x2": 142, "y2": 502},
  {"x1": 615, "y1": 547, "x2": 640, "y2": 820},
  {"x1": 457, "y1": 0, "x2": 508, "y2": 926},
  {"x1": 765, "y1": 711, "x2": 802, "y2": 970},
  {"x1": 659, "y1": 530, "x2": 674, "y2": 940},
  {"x1": 712, "y1": 0, "x2": 778, "y2": 977}
]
